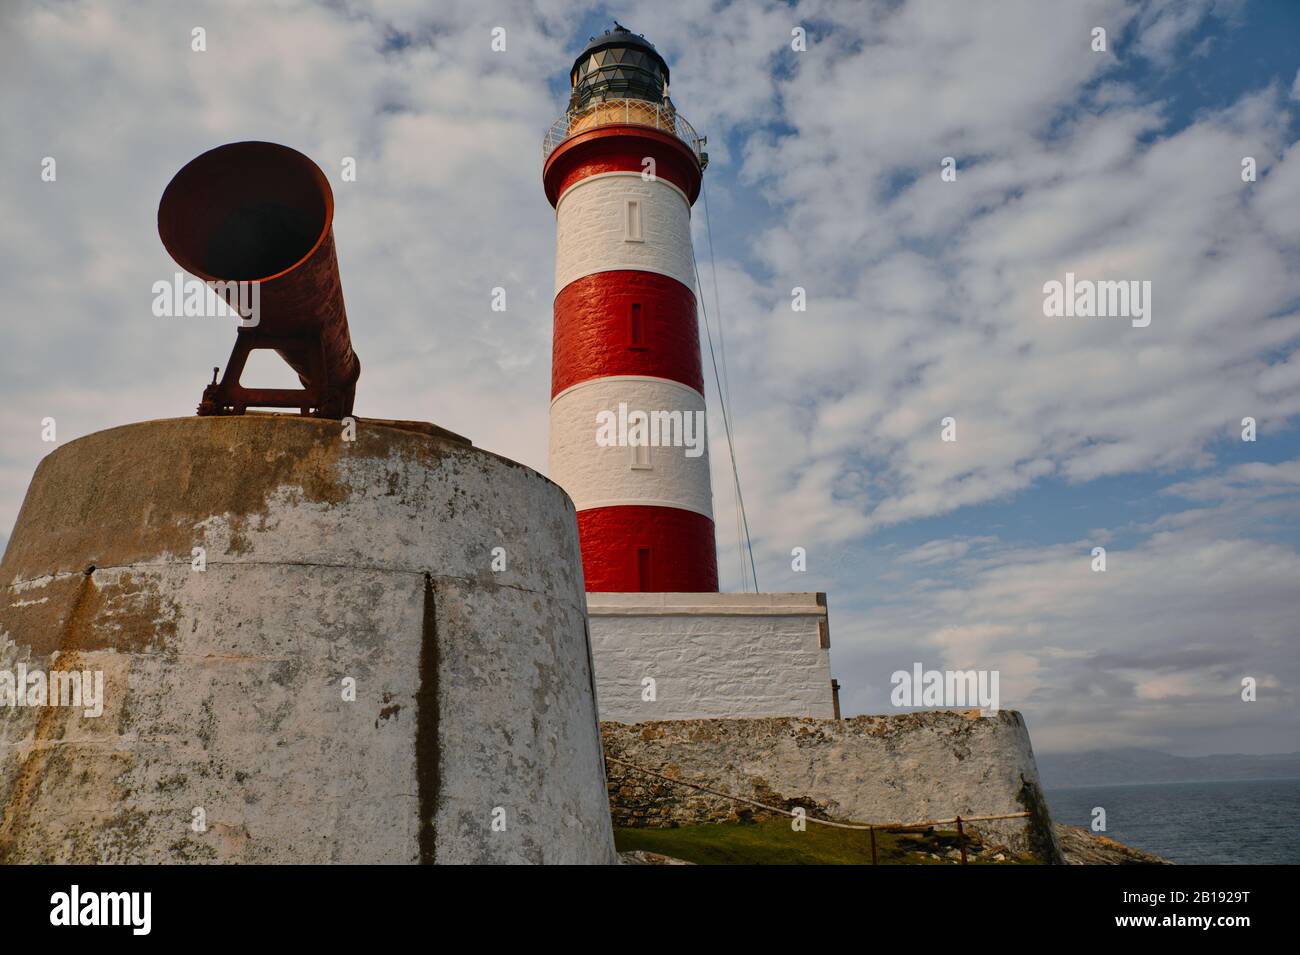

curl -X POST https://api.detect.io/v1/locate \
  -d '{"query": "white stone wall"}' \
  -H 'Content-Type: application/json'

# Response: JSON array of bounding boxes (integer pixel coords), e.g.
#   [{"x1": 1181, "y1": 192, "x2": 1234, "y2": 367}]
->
[
  {"x1": 549, "y1": 375, "x2": 713, "y2": 515},
  {"x1": 601, "y1": 711, "x2": 1062, "y2": 860},
  {"x1": 587, "y1": 592, "x2": 835, "y2": 723},
  {"x1": 554, "y1": 173, "x2": 695, "y2": 293}
]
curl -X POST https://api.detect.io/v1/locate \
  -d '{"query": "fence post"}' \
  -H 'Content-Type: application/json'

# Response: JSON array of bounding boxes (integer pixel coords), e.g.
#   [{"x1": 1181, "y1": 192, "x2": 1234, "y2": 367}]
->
[
  {"x1": 956, "y1": 815, "x2": 967, "y2": 866},
  {"x1": 870, "y1": 827, "x2": 878, "y2": 866}
]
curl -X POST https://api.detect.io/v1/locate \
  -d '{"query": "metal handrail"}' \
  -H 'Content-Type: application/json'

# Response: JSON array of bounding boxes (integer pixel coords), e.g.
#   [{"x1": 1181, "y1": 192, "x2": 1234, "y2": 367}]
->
[{"x1": 542, "y1": 98, "x2": 706, "y2": 166}]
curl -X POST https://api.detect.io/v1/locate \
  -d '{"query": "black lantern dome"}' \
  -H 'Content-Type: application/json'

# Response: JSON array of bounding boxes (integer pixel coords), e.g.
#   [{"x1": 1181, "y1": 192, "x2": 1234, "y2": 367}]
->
[{"x1": 569, "y1": 22, "x2": 670, "y2": 109}]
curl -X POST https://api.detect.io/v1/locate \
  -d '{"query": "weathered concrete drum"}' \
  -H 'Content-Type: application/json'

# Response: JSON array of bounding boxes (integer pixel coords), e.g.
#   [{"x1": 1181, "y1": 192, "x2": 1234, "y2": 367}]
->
[{"x1": 0, "y1": 416, "x2": 615, "y2": 864}]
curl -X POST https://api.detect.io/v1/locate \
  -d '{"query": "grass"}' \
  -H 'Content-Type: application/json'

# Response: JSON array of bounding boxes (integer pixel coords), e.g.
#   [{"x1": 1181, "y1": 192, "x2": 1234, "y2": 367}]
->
[{"x1": 615, "y1": 818, "x2": 1028, "y2": 865}]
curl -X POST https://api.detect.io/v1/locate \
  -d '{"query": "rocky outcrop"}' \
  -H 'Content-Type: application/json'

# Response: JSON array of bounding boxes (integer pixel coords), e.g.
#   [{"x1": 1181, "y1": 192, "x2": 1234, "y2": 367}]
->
[
  {"x1": 618, "y1": 850, "x2": 693, "y2": 865},
  {"x1": 1055, "y1": 824, "x2": 1174, "y2": 864}
]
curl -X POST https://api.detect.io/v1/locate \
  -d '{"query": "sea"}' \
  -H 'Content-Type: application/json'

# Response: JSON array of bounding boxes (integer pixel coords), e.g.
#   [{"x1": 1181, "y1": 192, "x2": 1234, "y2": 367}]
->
[{"x1": 1045, "y1": 778, "x2": 1300, "y2": 864}]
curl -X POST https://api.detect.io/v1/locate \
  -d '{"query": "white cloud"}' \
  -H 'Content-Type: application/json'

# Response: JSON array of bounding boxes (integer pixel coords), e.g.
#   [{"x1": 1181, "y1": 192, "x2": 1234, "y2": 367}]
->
[
  {"x1": 2, "y1": 0, "x2": 1296, "y2": 758},
  {"x1": 831, "y1": 509, "x2": 1300, "y2": 753},
  {"x1": 694, "y1": 0, "x2": 1300, "y2": 570}
]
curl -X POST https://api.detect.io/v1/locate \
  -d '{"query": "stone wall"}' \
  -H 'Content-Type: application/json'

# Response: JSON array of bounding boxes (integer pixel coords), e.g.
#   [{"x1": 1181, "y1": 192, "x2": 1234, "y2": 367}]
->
[
  {"x1": 588, "y1": 592, "x2": 835, "y2": 722},
  {"x1": 601, "y1": 710, "x2": 1062, "y2": 862}
]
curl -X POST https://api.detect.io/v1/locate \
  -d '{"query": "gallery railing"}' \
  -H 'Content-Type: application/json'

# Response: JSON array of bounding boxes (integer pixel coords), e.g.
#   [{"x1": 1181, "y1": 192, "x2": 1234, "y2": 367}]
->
[{"x1": 542, "y1": 99, "x2": 706, "y2": 167}]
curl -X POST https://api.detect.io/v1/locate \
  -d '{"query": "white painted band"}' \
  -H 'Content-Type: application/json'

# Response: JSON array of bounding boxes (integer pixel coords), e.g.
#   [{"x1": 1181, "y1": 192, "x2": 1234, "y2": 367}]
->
[
  {"x1": 554, "y1": 174, "x2": 696, "y2": 295},
  {"x1": 588, "y1": 591, "x2": 829, "y2": 616},
  {"x1": 550, "y1": 374, "x2": 704, "y2": 407},
  {"x1": 549, "y1": 375, "x2": 714, "y2": 518},
  {"x1": 555, "y1": 170, "x2": 691, "y2": 208}
]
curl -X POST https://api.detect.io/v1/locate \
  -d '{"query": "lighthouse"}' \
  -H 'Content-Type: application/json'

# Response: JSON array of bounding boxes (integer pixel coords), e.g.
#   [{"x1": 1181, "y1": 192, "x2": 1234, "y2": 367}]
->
[
  {"x1": 543, "y1": 23, "x2": 717, "y2": 593},
  {"x1": 544, "y1": 26, "x2": 836, "y2": 723}
]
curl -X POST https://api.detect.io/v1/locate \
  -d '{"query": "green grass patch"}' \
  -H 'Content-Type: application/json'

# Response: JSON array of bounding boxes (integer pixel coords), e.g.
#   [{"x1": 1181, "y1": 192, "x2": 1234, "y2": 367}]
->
[{"x1": 615, "y1": 818, "x2": 1024, "y2": 865}]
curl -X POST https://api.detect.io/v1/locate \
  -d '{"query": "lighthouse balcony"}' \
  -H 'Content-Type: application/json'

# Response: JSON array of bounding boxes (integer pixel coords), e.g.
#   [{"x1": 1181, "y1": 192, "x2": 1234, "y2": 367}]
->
[{"x1": 543, "y1": 98, "x2": 707, "y2": 168}]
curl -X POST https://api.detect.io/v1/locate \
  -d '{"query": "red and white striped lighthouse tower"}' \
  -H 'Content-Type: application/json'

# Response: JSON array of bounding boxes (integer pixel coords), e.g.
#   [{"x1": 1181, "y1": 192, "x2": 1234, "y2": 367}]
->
[{"x1": 544, "y1": 24, "x2": 717, "y2": 593}]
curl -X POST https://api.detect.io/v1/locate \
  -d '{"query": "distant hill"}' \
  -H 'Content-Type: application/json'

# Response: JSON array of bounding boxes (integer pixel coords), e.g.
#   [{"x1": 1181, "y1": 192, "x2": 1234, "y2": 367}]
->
[{"x1": 1037, "y1": 748, "x2": 1300, "y2": 788}]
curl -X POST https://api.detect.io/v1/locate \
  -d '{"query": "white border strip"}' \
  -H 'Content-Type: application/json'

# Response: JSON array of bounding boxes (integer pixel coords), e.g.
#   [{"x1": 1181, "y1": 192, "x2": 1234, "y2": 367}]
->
[
  {"x1": 555, "y1": 170, "x2": 691, "y2": 214},
  {"x1": 550, "y1": 374, "x2": 704, "y2": 408},
  {"x1": 575, "y1": 497, "x2": 714, "y2": 518}
]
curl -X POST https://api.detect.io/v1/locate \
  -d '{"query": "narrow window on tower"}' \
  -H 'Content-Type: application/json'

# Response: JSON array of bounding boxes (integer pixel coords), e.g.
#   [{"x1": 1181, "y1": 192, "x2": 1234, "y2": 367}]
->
[
  {"x1": 630, "y1": 441, "x2": 651, "y2": 469},
  {"x1": 636, "y1": 547, "x2": 653, "y2": 592},
  {"x1": 629, "y1": 302, "x2": 648, "y2": 350},
  {"x1": 624, "y1": 199, "x2": 643, "y2": 242}
]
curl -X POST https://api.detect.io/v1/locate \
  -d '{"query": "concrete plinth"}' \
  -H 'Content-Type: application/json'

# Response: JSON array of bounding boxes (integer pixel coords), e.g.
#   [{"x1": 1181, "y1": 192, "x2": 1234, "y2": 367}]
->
[{"x1": 0, "y1": 416, "x2": 616, "y2": 864}]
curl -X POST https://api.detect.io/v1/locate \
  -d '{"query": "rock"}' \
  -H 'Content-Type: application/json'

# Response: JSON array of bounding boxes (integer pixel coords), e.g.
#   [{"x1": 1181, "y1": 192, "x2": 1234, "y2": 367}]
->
[
  {"x1": 619, "y1": 850, "x2": 694, "y2": 865},
  {"x1": 1054, "y1": 823, "x2": 1173, "y2": 865}
]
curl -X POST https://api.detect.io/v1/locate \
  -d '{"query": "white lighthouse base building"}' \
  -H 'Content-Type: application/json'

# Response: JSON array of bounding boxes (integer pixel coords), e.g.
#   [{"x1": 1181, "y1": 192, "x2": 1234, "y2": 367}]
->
[{"x1": 586, "y1": 592, "x2": 837, "y2": 723}]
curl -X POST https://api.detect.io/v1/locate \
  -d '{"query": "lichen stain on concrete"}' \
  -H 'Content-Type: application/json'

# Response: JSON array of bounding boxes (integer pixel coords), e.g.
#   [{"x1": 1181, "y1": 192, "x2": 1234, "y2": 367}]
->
[
  {"x1": 1016, "y1": 772, "x2": 1065, "y2": 864},
  {"x1": 0, "y1": 574, "x2": 83, "y2": 655},
  {"x1": 0, "y1": 569, "x2": 179, "y2": 658},
  {"x1": 377, "y1": 691, "x2": 402, "y2": 728},
  {"x1": 0, "y1": 572, "x2": 132, "y2": 862},
  {"x1": 0, "y1": 416, "x2": 476, "y2": 583},
  {"x1": 3, "y1": 419, "x2": 334, "y2": 580}
]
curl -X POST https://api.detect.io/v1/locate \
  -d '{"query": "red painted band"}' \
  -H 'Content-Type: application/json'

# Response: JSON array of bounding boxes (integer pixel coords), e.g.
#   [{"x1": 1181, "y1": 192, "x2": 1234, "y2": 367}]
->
[
  {"x1": 543, "y1": 126, "x2": 702, "y2": 207},
  {"x1": 577, "y1": 505, "x2": 718, "y2": 592},
  {"x1": 552, "y1": 271, "x2": 704, "y2": 397}
]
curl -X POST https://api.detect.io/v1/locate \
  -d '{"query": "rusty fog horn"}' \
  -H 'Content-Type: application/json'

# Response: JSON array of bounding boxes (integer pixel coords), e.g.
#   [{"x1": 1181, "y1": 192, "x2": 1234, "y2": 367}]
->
[{"x1": 158, "y1": 141, "x2": 360, "y2": 418}]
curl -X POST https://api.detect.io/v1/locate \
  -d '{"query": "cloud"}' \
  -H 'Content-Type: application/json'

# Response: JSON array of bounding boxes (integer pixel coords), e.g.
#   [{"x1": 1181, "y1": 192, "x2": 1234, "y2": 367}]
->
[
  {"x1": 696, "y1": 0, "x2": 1300, "y2": 570},
  {"x1": 2, "y1": 0, "x2": 1296, "y2": 759},
  {"x1": 1162, "y1": 457, "x2": 1300, "y2": 502},
  {"x1": 831, "y1": 507, "x2": 1300, "y2": 753}
]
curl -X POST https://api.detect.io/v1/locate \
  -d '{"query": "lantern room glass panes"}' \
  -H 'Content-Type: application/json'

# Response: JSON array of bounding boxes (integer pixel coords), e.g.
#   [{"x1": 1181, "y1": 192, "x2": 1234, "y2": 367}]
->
[{"x1": 572, "y1": 45, "x2": 666, "y2": 107}]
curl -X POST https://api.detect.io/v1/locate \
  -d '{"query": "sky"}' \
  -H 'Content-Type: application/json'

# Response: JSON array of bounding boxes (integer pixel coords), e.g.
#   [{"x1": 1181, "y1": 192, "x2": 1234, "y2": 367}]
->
[{"x1": 1, "y1": 0, "x2": 1297, "y2": 756}]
